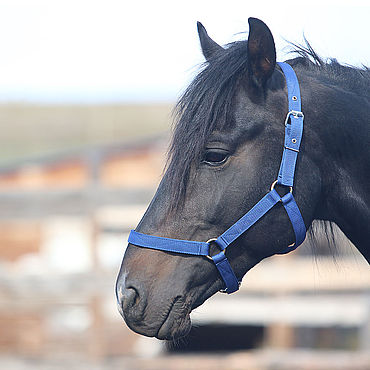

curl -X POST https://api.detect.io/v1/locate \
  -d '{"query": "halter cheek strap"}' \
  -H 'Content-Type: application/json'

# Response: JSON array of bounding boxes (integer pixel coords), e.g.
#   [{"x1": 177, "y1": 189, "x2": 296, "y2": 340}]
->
[
  {"x1": 277, "y1": 62, "x2": 304, "y2": 188},
  {"x1": 128, "y1": 62, "x2": 306, "y2": 294}
]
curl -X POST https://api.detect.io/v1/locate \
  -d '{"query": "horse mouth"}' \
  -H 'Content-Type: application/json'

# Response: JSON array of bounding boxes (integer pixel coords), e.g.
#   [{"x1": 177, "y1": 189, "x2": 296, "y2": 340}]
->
[
  {"x1": 155, "y1": 281, "x2": 222, "y2": 340},
  {"x1": 156, "y1": 296, "x2": 192, "y2": 340}
]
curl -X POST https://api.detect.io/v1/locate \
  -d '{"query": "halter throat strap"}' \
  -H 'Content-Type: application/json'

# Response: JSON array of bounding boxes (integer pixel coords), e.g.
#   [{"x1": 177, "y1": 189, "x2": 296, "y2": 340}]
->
[{"x1": 128, "y1": 62, "x2": 306, "y2": 294}]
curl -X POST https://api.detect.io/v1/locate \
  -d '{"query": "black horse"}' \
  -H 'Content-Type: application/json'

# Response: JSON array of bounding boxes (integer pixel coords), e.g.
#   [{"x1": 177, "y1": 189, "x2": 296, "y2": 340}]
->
[{"x1": 116, "y1": 18, "x2": 370, "y2": 340}]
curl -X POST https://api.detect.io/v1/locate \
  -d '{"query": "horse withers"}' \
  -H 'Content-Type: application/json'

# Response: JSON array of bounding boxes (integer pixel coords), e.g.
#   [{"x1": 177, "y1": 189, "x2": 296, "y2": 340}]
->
[{"x1": 116, "y1": 18, "x2": 370, "y2": 340}]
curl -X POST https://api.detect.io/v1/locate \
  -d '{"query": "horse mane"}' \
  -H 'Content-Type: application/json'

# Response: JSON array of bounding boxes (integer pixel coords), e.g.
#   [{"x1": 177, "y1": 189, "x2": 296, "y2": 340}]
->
[
  {"x1": 164, "y1": 38, "x2": 369, "y2": 216},
  {"x1": 286, "y1": 38, "x2": 370, "y2": 98}
]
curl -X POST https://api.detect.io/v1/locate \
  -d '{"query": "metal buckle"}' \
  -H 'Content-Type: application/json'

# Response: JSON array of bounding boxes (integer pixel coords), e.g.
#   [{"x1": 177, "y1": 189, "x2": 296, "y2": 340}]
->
[
  {"x1": 220, "y1": 281, "x2": 241, "y2": 294},
  {"x1": 284, "y1": 110, "x2": 304, "y2": 126},
  {"x1": 270, "y1": 180, "x2": 293, "y2": 194},
  {"x1": 205, "y1": 238, "x2": 225, "y2": 261}
]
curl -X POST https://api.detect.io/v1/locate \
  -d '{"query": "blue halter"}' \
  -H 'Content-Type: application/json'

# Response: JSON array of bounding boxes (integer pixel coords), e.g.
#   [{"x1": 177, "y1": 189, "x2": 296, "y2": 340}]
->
[{"x1": 128, "y1": 62, "x2": 306, "y2": 294}]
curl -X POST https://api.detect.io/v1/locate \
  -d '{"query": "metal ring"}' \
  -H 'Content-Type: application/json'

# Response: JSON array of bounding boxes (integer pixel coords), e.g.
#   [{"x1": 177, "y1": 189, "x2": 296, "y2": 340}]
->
[
  {"x1": 270, "y1": 180, "x2": 293, "y2": 194},
  {"x1": 206, "y1": 238, "x2": 217, "y2": 244},
  {"x1": 205, "y1": 238, "x2": 224, "y2": 261}
]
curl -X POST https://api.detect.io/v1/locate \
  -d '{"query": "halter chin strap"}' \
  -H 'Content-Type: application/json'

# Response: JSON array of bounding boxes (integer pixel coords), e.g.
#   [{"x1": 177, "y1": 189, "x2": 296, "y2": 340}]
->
[{"x1": 128, "y1": 62, "x2": 306, "y2": 294}]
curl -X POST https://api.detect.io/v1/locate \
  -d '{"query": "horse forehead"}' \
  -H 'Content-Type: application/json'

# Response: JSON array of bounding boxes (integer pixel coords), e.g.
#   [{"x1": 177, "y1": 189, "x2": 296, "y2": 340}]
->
[{"x1": 231, "y1": 94, "x2": 284, "y2": 130}]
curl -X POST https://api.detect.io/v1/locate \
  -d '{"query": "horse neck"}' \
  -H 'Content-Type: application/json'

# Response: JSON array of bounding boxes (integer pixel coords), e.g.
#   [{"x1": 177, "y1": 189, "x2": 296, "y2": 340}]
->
[{"x1": 305, "y1": 77, "x2": 370, "y2": 261}]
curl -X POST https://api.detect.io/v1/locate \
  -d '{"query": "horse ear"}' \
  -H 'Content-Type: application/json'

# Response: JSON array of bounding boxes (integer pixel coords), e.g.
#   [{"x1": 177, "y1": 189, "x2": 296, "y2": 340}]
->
[
  {"x1": 197, "y1": 21, "x2": 224, "y2": 60},
  {"x1": 247, "y1": 17, "x2": 276, "y2": 87}
]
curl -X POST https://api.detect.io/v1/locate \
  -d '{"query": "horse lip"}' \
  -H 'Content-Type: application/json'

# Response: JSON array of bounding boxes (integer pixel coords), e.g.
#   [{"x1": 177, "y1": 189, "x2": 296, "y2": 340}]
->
[
  {"x1": 155, "y1": 281, "x2": 221, "y2": 340},
  {"x1": 156, "y1": 296, "x2": 191, "y2": 340}
]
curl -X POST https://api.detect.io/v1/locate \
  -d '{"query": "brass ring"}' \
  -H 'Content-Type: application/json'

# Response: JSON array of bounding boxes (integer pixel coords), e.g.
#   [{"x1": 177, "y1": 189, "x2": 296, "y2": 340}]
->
[
  {"x1": 205, "y1": 238, "x2": 224, "y2": 260},
  {"x1": 270, "y1": 180, "x2": 293, "y2": 194},
  {"x1": 206, "y1": 238, "x2": 217, "y2": 244}
]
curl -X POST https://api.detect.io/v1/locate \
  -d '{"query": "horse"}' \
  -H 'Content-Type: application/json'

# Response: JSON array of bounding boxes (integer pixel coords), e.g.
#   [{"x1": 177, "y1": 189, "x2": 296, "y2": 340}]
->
[{"x1": 116, "y1": 18, "x2": 370, "y2": 341}]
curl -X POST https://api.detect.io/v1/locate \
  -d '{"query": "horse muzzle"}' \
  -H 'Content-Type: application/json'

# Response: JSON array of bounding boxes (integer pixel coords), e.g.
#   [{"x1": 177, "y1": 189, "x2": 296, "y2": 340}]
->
[{"x1": 116, "y1": 275, "x2": 192, "y2": 340}]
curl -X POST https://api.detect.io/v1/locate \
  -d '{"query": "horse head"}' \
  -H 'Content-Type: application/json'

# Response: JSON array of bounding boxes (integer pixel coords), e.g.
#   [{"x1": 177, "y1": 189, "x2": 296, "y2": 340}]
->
[{"x1": 115, "y1": 18, "x2": 370, "y2": 340}]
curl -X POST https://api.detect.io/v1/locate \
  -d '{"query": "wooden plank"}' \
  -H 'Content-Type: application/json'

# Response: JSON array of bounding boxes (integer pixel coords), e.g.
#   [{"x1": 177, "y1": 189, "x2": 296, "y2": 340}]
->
[
  {"x1": 240, "y1": 256, "x2": 370, "y2": 292},
  {"x1": 191, "y1": 293, "x2": 370, "y2": 327}
]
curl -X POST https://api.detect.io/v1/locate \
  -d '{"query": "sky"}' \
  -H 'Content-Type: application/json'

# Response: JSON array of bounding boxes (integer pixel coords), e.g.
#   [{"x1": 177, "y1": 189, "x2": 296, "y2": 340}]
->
[{"x1": 0, "y1": 0, "x2": 369, "y2": 103}]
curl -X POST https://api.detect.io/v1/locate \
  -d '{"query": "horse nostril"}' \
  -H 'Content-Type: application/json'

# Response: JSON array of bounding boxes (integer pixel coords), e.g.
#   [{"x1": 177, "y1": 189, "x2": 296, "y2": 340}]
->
[
  {"x1": 116, "y1": 279, "x2": 146, "y2": 322},
  {"x1": 121, "y1": 286, "x2": 140, "y2": 312}
]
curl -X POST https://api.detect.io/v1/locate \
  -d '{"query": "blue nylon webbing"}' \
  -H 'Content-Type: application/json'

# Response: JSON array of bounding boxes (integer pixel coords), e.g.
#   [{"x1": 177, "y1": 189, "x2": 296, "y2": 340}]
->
[
  {"x1": 212, "y1": 252, "x2": 239, "y2": 293},
  {"x1": 216, "y1": 189, "x2": 281, "y2": 249},
  {"x1": 280, "y1": 192, "x2": 306, "y2": 253},
  {"x1": 128, "y1": 231, "x2": 210, "y2": 256},
  {"x1": 126, "y1": 62, "x2": 307, "y2": 294},
  {"x1": 276, "y1": 62, "x2": 304, "y2": 187}
]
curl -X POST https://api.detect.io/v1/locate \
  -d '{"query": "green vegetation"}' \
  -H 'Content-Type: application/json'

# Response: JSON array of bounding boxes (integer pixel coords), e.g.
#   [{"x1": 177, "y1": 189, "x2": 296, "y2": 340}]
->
[{"x1": 0, "y1": 103, "x2": 173, "y2": 165}]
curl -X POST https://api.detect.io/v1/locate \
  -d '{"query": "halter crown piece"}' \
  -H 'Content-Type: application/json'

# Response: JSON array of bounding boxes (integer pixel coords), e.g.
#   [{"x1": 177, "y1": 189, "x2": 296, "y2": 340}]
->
[{"x1": 128, "y1": 62, "x2": 306, "y2": 294}]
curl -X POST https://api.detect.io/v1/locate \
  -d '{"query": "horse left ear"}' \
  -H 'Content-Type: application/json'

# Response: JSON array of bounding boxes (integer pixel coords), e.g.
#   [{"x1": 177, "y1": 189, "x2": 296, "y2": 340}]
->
[
  {"x1": 247, "y1": 17, "x2": 276, "y2": 87},
  {"x1": 197, "y1": 21, "x2": 224, "y2": 60}
]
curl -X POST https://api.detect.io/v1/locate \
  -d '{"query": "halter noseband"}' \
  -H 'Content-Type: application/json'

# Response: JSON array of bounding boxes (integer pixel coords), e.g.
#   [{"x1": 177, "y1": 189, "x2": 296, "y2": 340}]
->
[{"x1": 127, "y1": 62, "x2": 306, "y2": 294}]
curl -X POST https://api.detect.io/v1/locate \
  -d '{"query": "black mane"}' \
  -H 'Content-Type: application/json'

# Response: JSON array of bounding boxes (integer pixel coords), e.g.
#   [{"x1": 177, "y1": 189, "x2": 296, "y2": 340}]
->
[
  {"x1": 164, "y1": 39, "x2": 370, "y2": 213},
  {"x1": 286, "y1": 39, "x2": 370, "y2": 98}
]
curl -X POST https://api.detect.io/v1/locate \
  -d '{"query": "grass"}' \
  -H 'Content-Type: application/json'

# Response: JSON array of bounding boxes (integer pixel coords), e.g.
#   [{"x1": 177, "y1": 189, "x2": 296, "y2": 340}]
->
[{"x1": 0, "y1": 103, "x2": 173, "y2": 165}]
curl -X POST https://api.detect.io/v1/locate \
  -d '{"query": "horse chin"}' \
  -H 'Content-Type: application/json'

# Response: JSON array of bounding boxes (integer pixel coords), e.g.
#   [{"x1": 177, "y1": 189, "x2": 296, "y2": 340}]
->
[
  {"x1": 122, "y1": 303, "x2": 191, "y2": 340},
  {"x1": 155, "y1": 295, "x2": 191, "y2": 340},
  {"x1": 156, "y1": 310, "x2": 192, "y2": 340},
  {"x1": 156, "y1": 279, "x2": 223, "y2": 340}
]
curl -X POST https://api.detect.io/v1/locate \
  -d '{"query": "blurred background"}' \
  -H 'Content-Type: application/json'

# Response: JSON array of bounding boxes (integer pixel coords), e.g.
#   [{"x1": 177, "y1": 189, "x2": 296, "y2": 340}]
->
[{"x1": 0, "y1": 1, "x2": 369, "y2": 369}]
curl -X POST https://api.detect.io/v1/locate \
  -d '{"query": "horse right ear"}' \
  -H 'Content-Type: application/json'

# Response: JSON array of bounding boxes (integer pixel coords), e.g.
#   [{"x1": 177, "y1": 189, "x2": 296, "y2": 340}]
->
[
  {"x1": 197, "y1": 22, "x2": 224, "y2": 60},
  {"x1": 247, "y1": 17, "x2": 276, "y2": 87}
]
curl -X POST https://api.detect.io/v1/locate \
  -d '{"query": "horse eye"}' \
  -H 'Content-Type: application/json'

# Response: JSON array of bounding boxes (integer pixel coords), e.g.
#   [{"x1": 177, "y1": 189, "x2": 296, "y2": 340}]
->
[{"x1": 203, "y1": 150, "x2": 229, "y2": 165}]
